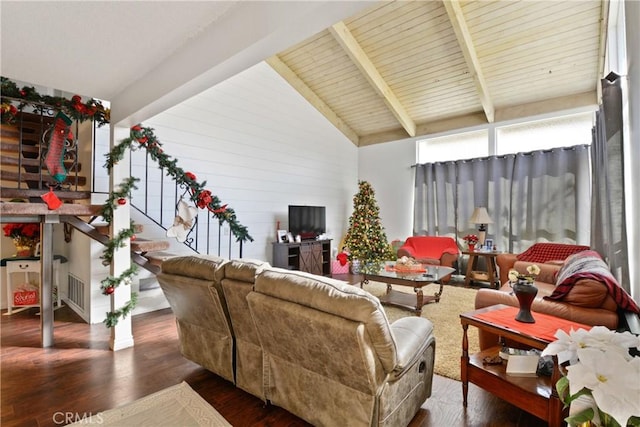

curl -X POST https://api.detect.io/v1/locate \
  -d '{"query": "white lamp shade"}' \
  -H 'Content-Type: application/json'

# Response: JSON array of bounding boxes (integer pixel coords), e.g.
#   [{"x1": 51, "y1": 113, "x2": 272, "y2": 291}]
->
[{"x1": 469, "y1": 207, "x2": 493, "y2": 225}]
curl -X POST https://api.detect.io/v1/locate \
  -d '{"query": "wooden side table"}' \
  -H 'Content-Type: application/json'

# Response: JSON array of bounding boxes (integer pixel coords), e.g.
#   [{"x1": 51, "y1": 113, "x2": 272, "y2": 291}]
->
[
  {"x1": 463, "y1": 250, "x2": 500, "y2": 289},
  {"x1": 460, "y1": 305, "x2": 568, "y2": 427}
]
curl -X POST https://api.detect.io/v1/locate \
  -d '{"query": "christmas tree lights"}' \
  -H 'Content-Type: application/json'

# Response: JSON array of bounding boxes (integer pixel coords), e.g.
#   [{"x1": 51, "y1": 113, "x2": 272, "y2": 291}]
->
[{"x1": 343, "y1": 181, "x2": 394, "y2": 266}]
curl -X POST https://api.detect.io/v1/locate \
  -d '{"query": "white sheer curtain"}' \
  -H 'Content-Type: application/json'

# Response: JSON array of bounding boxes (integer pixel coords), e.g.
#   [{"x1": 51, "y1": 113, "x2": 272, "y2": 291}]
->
[{"x1": 414, "y1": 146, "x2": 591, "y2": 253}]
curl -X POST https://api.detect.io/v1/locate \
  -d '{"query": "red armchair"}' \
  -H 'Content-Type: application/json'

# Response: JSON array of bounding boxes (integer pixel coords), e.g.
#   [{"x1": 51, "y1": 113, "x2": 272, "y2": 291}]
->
[{"x1": 397, "y1": 236, "x2": 460, "y2": 283}]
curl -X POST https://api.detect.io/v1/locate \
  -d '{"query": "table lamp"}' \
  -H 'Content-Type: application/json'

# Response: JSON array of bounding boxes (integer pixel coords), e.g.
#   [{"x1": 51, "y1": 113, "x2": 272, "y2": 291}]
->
[{"x1": 469, "y1": 207, "x2": 493, "y2": 246}]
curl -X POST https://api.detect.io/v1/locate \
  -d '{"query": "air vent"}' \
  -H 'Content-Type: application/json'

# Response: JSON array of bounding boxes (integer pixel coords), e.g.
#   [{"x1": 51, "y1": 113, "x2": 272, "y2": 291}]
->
[{"x1": 67, "y1": 273, "x2": 85, "y2": 310}]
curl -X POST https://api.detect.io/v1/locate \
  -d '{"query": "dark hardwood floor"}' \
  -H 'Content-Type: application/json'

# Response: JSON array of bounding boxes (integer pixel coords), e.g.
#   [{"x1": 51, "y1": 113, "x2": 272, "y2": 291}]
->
[{"x1": 1, "y1": 300, "x2": 548, "y2": 427}]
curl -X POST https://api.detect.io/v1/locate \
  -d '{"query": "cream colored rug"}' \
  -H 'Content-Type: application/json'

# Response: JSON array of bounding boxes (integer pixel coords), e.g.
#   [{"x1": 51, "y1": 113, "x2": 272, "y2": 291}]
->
[
  {"x1": 67, "y1": 381, "x2": 231, "y2": 426},
  {"x1": 363, "y1": 281, "x2": 480, "y2": 381}
]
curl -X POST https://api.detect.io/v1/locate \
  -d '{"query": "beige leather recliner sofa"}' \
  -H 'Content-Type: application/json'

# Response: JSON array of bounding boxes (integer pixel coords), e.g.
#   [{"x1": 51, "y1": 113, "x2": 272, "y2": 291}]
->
[
  {"x1": 159, "y1": 257, "x2": 437, "y2": 427},
  {"x1": 216, "y1": 258, "x2": 270, "y2": 399},
  {"x1": 157, "y1": 255, "x2": 234, "y2": 383},
  {"x1": 247, "y1": 267, "x2": 436, "y2": 427}
]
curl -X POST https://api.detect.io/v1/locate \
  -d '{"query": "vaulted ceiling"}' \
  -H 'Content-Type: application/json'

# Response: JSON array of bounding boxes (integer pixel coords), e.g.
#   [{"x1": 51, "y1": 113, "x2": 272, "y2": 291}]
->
[
  {"x1": 269, "y1": 0, "x2": 606, "y2": 146},
  {"x1": 1, "y1": 1, "x2": 606, "y2": 146}
]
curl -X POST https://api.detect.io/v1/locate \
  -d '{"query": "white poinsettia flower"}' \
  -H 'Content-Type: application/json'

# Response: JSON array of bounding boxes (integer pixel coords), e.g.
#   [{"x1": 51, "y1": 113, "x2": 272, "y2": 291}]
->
[
  {"x1": 581, "y1": 326, "x2": 639, "y2": 361},
  {"x1": 567, "y1": 348, "x2": 640, "y2": 427},
  {"x1": 526, "y1": 264, "x2": 540, "y2": 276},
  {"x1": 542, "y1": 328, "x2": 589, "y2": 365},
  {"x1": 508, "y1": 269, "x2": 519, "y2": 283}
]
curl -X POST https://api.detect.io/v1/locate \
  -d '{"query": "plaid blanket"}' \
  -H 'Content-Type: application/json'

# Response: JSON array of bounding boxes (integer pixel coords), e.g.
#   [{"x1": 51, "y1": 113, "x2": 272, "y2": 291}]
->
[{"x1": 545, "y1": 250, "x2": 639, "y2": 314}]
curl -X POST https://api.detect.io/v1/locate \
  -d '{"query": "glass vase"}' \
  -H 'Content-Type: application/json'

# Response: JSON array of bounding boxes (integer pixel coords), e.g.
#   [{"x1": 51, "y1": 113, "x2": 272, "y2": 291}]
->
[{"x1": 350, "y1": 259, "x2": 362, "y2": 274}]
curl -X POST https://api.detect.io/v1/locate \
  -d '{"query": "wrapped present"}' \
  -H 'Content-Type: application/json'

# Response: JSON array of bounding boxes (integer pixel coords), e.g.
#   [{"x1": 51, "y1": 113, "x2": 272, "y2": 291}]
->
[
  {"x1": 13, "y1": 283, "x2": 38, "y2": 306},
  {"x1": 331, "y1": 260, "x2": 349, "y2": 274}
]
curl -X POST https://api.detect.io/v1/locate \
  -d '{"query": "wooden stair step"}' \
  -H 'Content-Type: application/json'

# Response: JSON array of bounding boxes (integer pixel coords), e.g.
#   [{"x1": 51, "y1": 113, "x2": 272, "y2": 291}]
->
[
  {"x1": 0, "y1": 201, "x2": 102, "y2": 216},
  {"x1": 0, "y1": 132, "x2": 42, "y2": 144},
  {"x1": 131, "y1": 238, "x2": 170, "y2": 253},
  {"x1": 0, "y1": 170, "x2": 87, "y2": 186},
  {"x1": 1, "y1": 155, "x2": 80, "y2": 171},
  {"x1": 1, "y1": 141, "x2": 41, "y2": 154},
  {"x1": 1, "y1": 114, "x2": 54, "y2": 129},
  {"x1": 0, "y1": 124, "x2": 19, "y2": 137},
  {"x1": 0, "y1": 188, "x2": 91, "y2": 201},
  {"x1": 93, "y1": 223, "x2": 144, "y2": 235},
  {"x1": 144, "y1": 251, "x2": 179, "y2": 267}
]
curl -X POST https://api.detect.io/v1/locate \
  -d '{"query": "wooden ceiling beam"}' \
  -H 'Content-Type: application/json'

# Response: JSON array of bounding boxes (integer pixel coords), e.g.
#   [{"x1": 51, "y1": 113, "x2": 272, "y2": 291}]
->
[
  {"x1": 329, "y1": 21, "x2": 417, "y2": 137},
  {"x1": 266, "y1": 55, "x2": 360, "y2": 145},
  {"x1": 359, "y1": 112, "x2": 488, "y2": 146},
  {"x1": 494, "y1": 91, "x2": 597, "y2": 122},
  {"x1": 443, "y1": 0, "x2": 495, "y2": 123}
]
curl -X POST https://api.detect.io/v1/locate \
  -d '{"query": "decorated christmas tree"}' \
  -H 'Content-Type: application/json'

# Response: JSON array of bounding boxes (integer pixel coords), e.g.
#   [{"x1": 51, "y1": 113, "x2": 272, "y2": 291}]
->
[{"x1": 343, "y1": 181, "x2": 394, "y2": 265}]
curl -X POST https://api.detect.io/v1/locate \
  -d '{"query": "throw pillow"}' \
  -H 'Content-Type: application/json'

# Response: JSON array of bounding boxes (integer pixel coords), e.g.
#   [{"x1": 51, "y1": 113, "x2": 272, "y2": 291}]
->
[{"x1": 516, "y1": 243, "x2": 590, "y2": 263}]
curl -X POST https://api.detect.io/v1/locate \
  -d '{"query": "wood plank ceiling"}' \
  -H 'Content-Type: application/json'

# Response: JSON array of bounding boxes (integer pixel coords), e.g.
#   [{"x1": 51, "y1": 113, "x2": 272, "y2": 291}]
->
[{"x1": 268, "y1": 0, "x2": 606, "y2": 146}]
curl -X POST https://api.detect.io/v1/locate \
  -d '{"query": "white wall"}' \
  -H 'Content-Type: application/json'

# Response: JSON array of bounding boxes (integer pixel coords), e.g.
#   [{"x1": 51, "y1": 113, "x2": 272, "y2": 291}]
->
[
  {"x1": 142, "y1": 61, "x2": 359, "y2": 262},
  {"x1": 358, "y1": 140, "x2": 416, "y2": 243}
]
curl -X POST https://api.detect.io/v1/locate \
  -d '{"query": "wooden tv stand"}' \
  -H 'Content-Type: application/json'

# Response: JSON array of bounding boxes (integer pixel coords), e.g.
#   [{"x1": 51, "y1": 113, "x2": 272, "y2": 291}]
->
[{"x1": 272, "y1": 239, "x2": 331, "y2": 276}]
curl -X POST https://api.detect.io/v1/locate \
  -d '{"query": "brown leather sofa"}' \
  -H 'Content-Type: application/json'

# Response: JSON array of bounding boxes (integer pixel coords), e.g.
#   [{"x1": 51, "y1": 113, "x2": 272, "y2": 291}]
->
[{"x1": 475, "y1": 248, "x2": 620, "y2": 350}]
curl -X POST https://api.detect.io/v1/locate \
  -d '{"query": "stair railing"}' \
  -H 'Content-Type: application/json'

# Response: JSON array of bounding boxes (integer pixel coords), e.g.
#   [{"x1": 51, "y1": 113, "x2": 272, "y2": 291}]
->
[{"x1": 127, "y1": 146, "x2": 243, "y2": 258}]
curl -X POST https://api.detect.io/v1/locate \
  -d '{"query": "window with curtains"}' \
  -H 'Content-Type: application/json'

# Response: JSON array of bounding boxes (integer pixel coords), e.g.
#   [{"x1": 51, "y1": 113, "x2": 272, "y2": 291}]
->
[{"x1": 414, "y1": 112, "x2": 594, "y2": 254}]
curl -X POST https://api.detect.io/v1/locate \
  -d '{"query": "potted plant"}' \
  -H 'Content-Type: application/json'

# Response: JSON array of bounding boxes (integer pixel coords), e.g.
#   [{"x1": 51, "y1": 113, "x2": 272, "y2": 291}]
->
[
  {"x1": 3, "y1": 223, "x2": 40, "y2": 257},
  {"x1": 542, "y1": 326, "x2": 640, "y2": 427},
  {"x1": 463, "y1": 234, "x2": 479, "y2": 251}
]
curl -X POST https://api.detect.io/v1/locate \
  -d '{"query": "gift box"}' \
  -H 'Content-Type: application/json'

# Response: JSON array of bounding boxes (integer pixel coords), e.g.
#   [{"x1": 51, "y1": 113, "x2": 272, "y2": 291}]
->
[
  {"x1": 14, "y1": 286, "x2": 38, "y2": 306},
  {"x1": 331, "y1": 260, "x2": 349, "y2": 274}
]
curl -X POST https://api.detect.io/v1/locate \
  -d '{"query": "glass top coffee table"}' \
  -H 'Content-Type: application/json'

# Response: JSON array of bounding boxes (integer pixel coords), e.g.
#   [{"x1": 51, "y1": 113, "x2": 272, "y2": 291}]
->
[{"x1": 360, "y1": 262, "x2": 455, "y2": 315}]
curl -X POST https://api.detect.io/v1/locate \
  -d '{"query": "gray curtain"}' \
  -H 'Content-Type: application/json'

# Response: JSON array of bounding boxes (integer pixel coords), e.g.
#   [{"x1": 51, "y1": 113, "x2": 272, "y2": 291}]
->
[
  {"x1": 414, "y1": 146, "x2": 590, "y2": 253},
  {"x1": 591, "y1": 74, "x2": 629, "y2": 292}
]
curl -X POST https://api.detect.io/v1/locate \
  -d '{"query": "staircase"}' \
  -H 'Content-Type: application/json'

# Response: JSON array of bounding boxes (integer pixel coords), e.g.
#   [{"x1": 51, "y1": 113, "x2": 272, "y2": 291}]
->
[
  {"x1": 1, "y1": 113, "x2": 179, "y2": 279},
  {"x1": 2, "y1": 107, "x2": 241, "y2": 288},
  {"x1": 1, "y1": 113, "x2": 89, "y2": 200}
]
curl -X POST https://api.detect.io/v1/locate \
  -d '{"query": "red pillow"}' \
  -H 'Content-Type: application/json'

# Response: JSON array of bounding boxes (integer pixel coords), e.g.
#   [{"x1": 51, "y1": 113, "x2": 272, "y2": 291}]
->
[{"x1": 517, "y1": 243, "x2": 590, "y2": 263}]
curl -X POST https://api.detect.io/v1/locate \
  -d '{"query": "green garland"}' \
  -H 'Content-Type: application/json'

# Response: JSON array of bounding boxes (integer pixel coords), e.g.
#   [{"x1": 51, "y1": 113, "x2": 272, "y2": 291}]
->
[
  {"x1": 100, "y1": 223, "x2": 138, "y2": 266},
  {"x1": 108, "y1": 124, "x2": 253, "y2": 243},
  {"x1": 1, "y1": 77, "x2": 110, "y2": 126},
  {"x1": 104, "y1": 293, "x2": 138, "y2": 328},
  {"x1": 101, "y1": 265, "x2": 139, "y2": 328},
  {"x1": 100, "y1": 124, "x2": 253, "y2": 327}
]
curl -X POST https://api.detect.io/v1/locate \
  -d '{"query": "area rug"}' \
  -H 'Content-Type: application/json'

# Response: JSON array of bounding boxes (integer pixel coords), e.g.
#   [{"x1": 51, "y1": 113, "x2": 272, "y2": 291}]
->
[
  {"x1": 363, "y1": 281, "x2": 480, "y2": 381},
  {"x1": 67, "y1": 381, "x2": 231, "y2": 426}
]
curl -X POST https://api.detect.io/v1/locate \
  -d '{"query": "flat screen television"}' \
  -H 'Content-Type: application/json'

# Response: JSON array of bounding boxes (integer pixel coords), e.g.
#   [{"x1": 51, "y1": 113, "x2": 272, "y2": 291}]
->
[{"x1": 288, "y1": 205, "x2": 326, "y2": 240}]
